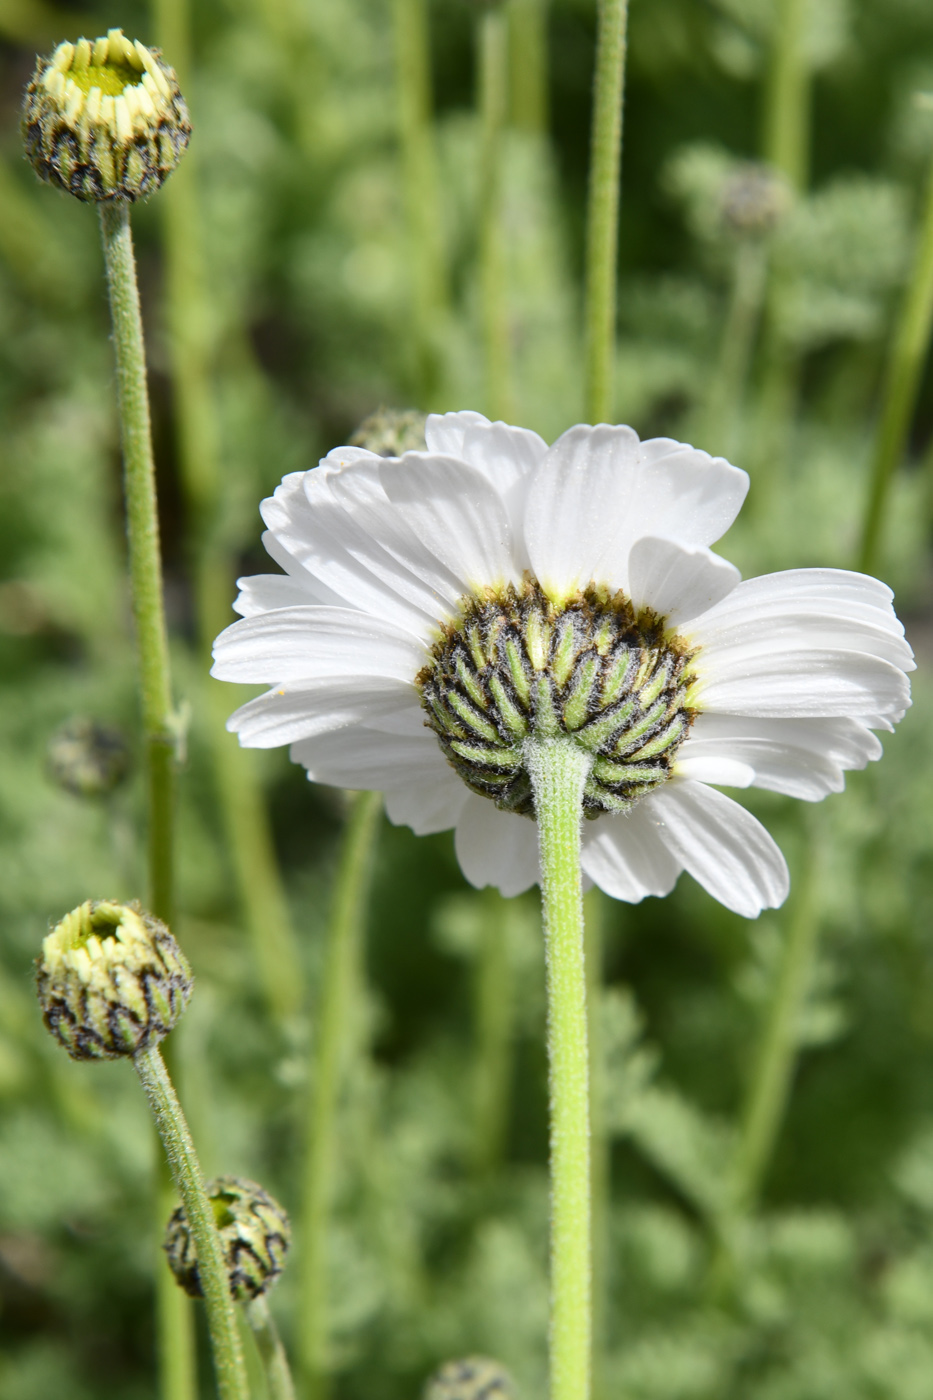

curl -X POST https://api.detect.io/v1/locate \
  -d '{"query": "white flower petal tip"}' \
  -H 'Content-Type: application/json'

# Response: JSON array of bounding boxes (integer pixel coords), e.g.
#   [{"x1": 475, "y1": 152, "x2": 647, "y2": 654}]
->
[{"x1": 628, "y1": 537, "x2": 741, "y2": 625}]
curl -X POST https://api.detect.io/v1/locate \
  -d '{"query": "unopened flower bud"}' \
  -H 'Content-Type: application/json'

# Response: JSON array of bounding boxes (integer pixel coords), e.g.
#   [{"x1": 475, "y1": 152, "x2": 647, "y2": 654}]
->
[
  {"x1": 22, "y1": 29, "x2": 190, "y2": 203},
  {"x1": 164, "y1": 1176, "x2": 291, "y2": 1302},
  {"x1": 349, "y1": 407, "x2": 427, "y2": 457},
  {"x1": 37, "y1": 900, "x2": 192, "y2": 1060},
  {"x1": 47, "y1": 717, "x2": 130, "y2": 797},
  {"x1": 423, "y1": 1358, "x2": 515, "y2": 1400},
  {"x1": 720, "y1": 162, "x2": 791, "y2": 236}
]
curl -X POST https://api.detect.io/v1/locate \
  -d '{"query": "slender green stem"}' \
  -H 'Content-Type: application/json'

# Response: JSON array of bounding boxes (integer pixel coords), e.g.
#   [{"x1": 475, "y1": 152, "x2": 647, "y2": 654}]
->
[
  {"x1": 763, "y1": 0, "x2": 809, "y2": 191},
  {"x1": 156, "y1": 1154, "x2": 197, "y2": 1400},
  {"x1": 703, "y1": 239, "x2": 769, "y2": 456},
  {"x1": 858, "y1": 152, "x2": 933, "y2": 573},
  {"x1": 526, "y1": 738, "x2": 593, "y2": 1400},
  {"x1": 478, "y1": 6, "x2": 512, "y2": 421},
  {"x1": 134, "y1": 1045, "x2": 250, "y2": 1400},
  {"x1": 393, "y1": 0, "x2": 447, "y2": 404},
  {"x1": 99, "y1": 201, "x2": 176, "y2": 928},
  {"x1": 99, "y1": 197, "x2": 194, "y2": 1400},
  {"x1": 583, "y1": 0, "x2": 629, "y2": 424},
  {"x1": 583, "y1": 890, "x2": 608, "y2": 1400},
  {"x1": 509, "y1": 0, "x2": 548, "y2": 134},
  {"x1": 299, "y1": 791, "x2": 383, "y2": 1400},
  {"x1": 731, "y1": 815, "x2": 824, "y2": 1221},
  {"x1": 246, "y1": 1296, "x2": 297, "y2": 1400},
  {"x1": 473, "y1": 889, "x2": 514, "y2": 1176}
]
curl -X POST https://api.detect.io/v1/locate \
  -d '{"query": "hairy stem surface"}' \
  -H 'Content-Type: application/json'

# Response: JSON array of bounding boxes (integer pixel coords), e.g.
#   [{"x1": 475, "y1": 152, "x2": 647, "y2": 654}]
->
[
  {"x1": 135, "y1": 1045, "x2": 250, "y2": 1400},
  {"x1": 583, "y1": 0, "x2": 629, "y2": 424},
  {"x1": 527, "y1": 738, "x2": 593, "y2": 1400}
]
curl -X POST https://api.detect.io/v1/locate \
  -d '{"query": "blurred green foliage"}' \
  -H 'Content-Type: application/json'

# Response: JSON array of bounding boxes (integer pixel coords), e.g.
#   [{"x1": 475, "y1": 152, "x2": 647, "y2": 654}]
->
[{"x1": 2, "y1": 0, "x2": 933, "y2": 1396}]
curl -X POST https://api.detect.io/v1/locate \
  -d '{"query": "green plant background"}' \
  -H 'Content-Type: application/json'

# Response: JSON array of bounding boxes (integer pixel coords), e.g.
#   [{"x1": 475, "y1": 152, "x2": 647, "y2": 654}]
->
[{"x1": 1, "y1": 0, "x2": 933, "y2": 1395}]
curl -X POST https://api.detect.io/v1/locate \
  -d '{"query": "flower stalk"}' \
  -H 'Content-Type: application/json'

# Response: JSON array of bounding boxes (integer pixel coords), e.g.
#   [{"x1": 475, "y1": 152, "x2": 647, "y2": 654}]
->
[
  {"x1": 763, "y1": 0, "x2": 809, "y2": 191},
  {"x1": 509, "y1": 0, "x2": 548, "y2": 135},
  {"x1": 583, "y1": 0, "x2": 629, "y2": 424},
  {"x1": 99, "y1": 200, "x2": 176, "y2": 927},
  {"x1": 135, "y1": 1044, "x2": 250, "y2": 1400},
  {"x1": 393, "y1": 0, "x2": 447, "y2": 404},
  {"x1": 299, "y1": 791, "x2": 383, "y2": 1399},
  {"x1": 246, "y1": 1295, "x2": 297, "y2": 1400},
  {"x1": 526, "y1": 737, "x2": 593, "y2": 1400},
  {"x1": 858, "y1": 147, "x2": 933, "y2": 573},
  {"x1": 478, "y1": 5, "x2": 512, "y2": 422}
]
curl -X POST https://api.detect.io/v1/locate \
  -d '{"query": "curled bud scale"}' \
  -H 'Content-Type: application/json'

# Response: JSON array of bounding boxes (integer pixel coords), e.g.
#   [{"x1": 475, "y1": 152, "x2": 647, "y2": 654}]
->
[
  {"x1": 423, "y1": 1357, "x2": 515, "y2": 1400},
  {"x1": 22, "y1": 29, "x2": 190, "y2": 203},
  {"x1": 36, "y1": 900, "x2": 192, "y2": 1059},
  {"x1": 164, "y1": 1176, "x2": 291, "y2": 1302}
]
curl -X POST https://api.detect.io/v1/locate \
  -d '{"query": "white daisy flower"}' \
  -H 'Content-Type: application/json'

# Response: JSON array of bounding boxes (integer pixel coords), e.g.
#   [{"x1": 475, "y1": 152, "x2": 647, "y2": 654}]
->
[{"x1": 212, "y1": 411, "x2": 913, "y2": 920}]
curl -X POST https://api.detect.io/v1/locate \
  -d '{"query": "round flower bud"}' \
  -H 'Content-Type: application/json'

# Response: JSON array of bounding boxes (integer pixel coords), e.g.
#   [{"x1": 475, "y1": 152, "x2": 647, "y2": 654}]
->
[
  {"x1": 47, "y1": 717, "x2": 130, "y2": 797},
  {"x1": 423, "y1": 1358, "x2": 515, "y2": 1400},
  {"x1": 164, "y1": 1176, "x2": 291, "y2": 1302},
  {"x1": 37, "y1": 900, "x2": 192, "y2": 1060},
  {"x1": 349, "y1": 407, "x2": 427, "y2": 457},
  {"x1": 720, "y1": 162, "x2": 791, "y2": 237},
  {"x1": 22, "y1": 29, "x2": 190, "y2": 203}
]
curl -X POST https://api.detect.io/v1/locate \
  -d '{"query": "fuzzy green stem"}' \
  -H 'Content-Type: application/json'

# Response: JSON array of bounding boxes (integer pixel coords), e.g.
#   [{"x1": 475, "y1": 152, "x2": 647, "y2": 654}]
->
[
  {"x1": 156, "y1": 1153, "x2": 197, "y2": 1400},
  {"x1": 858, "y1": 153, "x2": 933, "y2": 574},
  {"x1": 299, "y1": 791, "x2": 383, "y2": 1400},
  {"x1": 478, "y1": 6, "x2": 512, "y2": 421},
  {"x1": 583, "y1": 0, "x2": 629, "y2": 424},
  {"x1": 246, "y1": 1296, "x2": 297, "y2": 1400},
  {"x1": 98, "y1": 202, "x2": 176, "y2": 928},
  {"x1": 393, "y1": 0, "x2": 447, "y2": 404},
  {"x1": 583, "y1": 890, "x2": 608, "y2": 1400},
  {"x1": 703, "y1": 239, "x2": 769, "y2": 456},
  {"x1": 473, "y1": 889, "x2": 515, "y2": 1175},
  {"x1": 134, "y1": 1045, "x2": 250, "y2": 1400},
  {"x1": 731, "y1": 818, "x2": 823, "y2": 1218},
  {"x1": 763, "y1": 0, "x2": 808, "y2": 191},
  {"x1": 509, "y1": 0, "x2": 548, "y2": 134},
  {"x1": 100, "y1": 193, "x2": 194, "y2": 1400},
  {"x1": 526, "y1": 738, "x2": 593, "y2": 1400}
]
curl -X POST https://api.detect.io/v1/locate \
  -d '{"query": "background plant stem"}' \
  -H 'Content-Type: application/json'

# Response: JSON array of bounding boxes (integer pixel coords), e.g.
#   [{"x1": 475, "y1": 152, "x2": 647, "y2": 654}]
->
[
  {"x1": 247, "y1": 1295, "x2": 297, "y2": 1400},
  {"x1": 473, "y1": 888, "x2": 514, "y2": 1176},
  {"x1": 393, "y1": 0, "x2": 447, "y2": 406},
  {"x1": 703, "y1": 239, "x2": 768, "y2": 456},
  {"x1": 763, "y1": 0, "x2": 808, "y2": 191},
  {"x1": 508, "y1": 0, "x2": 548, "y2": 134},
  {"x1": 526, "y1": 738, "x2": 593, "y2": 1400},
  {"x1": 583, "y1": 0, "x2": 629, "y2": 424},
  {"x1": 858, "y1": 150, "x2": 933, "y2": 573},
  {"x1": 135, "y1": 1045, "x2": 250, "y2": 1400},
  {"x1": 478, "y1": 5, "x2": 512, "y2": 421},
  {"x1": 299, "y1": 791, "x2": 383, "y2": 1400}
]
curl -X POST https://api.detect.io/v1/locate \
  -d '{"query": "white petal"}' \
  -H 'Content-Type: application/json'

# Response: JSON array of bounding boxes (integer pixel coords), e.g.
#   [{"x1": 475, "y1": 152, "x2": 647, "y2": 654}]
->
[
  {"x1": 690, "y1": 568, "x2": 909, "y2": 639},
  {"x1": 379, "y1": 454, "x2": 521, "y2": 592},
  {"x1": 384, "y1": 769, "x2": 471, "y2": 836},
  {"x1": 581, "y1": 804, "x2": 681, "y2": 902},
  {"x1": 211, "y1": 607, "x2": 427, "y2": 684},
  {"x1": 646, "y1": 781, "x2": 789, "y2": 918},
  {"x1": 225, "y1": 677, "x2": 419, "y2": 748},
  {"x1": 673, "y1": 755, "x2": 755, "y2": 787},
  {"x1": 424, "y1": 412, "x2": 548, "y2": 493},
  {"x1": 694, "y1": 646, "x2": 911, "y2": 723},
  {"x1": 628, "y1": 537, "x2": 741, "y2": 625},
  {"x1": 289, "y1": 726, "x2": 443, "y2": 788},
  {"x1": 262, "y1": 469, "x2": 449, "y2": 637},
  {"x1": 453, "y1": 795, "x2": 541, "y2": 897},
  {"x1": 678, "y1": 713, "x2": 883, "y2": 800},
  {"x1": 233, "y1": 572, "x2": 323, "y2": 618},
  {"x1": 523, "y1": 425, "x2": 749, "y2": 600}
]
